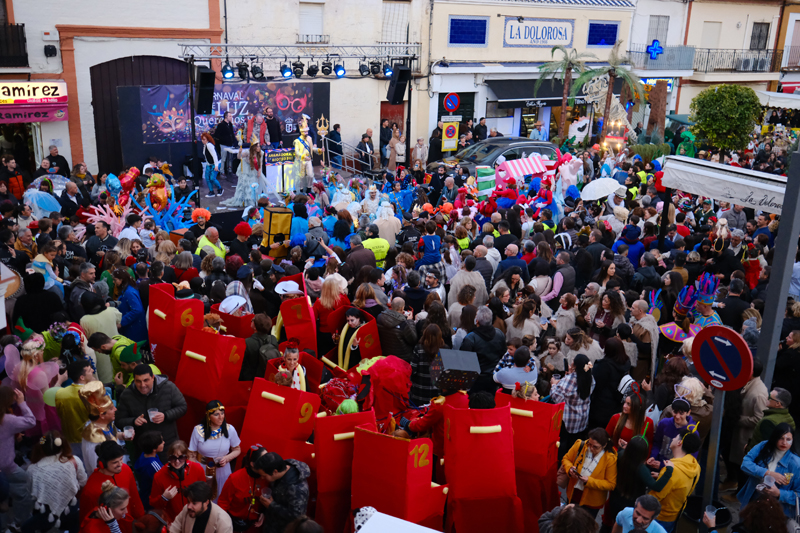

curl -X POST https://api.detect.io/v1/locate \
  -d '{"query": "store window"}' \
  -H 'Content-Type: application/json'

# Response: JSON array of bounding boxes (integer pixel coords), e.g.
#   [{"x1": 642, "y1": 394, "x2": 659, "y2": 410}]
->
[
  {"x1": 520, "y1": 107, "x2": 541, "y2": 139},
  {"x1": 549, "y1": 104, "x2": 591, "y2": 141},
  {"x1": 486, "y1": 102, "x2": 513, "y2": 119},
  {"x1": 587, "y1": 21, "x2": 619, "y2": 47},
  {"x1": 448, "y1": 16, "x2": 489, "y2": 47}
]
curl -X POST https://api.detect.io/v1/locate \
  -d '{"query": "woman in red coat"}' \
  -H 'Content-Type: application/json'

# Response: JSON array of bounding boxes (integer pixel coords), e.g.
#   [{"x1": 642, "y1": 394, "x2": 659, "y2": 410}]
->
[
  {"x1": 81, "y1": 481, "x2": 136, "y2": 533},
  {"x1": 149, "y1": 441, "x2": 206, "y2": 522},
  {"x1": 313, "y1": 277, "x2": 351, "y2": 355}
]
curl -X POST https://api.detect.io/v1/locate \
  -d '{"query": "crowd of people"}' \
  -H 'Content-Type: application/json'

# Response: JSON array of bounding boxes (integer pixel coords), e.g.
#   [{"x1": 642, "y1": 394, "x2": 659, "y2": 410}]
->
[{"x1": 0, "y1": 115, "x2": 798, "y2": 533}]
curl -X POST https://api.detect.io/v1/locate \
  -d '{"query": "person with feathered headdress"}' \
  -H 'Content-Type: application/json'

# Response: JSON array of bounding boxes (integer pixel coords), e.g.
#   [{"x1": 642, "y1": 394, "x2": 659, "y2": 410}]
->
[
  {"x1": 659, "y1": 285, "x2": 700, "y2": 343},
  {"x1": 692, "y1": 273, "x2": 722, "y2": 328}
]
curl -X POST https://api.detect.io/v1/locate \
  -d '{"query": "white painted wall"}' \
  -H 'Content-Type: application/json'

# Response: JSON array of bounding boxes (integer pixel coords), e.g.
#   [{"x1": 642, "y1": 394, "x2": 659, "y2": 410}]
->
[
  {"x1": 40, "y1": 120, "x2": 71, "y2": 167},
  {"x1": 5, "y1": 0, "x2": 210, "y2": 74},
  {"x1": 629, "y1": 0, "x2": 688, "y2": 46}
]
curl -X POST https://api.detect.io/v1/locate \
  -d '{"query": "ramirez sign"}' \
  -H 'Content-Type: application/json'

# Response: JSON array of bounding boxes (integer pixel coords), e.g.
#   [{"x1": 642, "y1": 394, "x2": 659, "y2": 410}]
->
[
  {"x1": 503, "y1": 17, "x2": 574, "y2": 48},
  {"x1": 0, "y1": 81, "x2": 68, "y2": 105}
]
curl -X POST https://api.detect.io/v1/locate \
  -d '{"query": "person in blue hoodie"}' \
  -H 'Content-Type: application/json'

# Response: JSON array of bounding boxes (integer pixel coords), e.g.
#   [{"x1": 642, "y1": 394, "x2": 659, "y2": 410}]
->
[{"x1": 613, "y1": 225, "x2": 645, "y2": 271}]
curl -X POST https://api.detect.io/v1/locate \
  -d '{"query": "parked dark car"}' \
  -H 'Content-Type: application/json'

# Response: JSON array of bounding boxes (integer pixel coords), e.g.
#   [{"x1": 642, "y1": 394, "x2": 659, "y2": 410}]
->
[{"x1": 426, "y1": 137, "x2": 559, "y2": 176}]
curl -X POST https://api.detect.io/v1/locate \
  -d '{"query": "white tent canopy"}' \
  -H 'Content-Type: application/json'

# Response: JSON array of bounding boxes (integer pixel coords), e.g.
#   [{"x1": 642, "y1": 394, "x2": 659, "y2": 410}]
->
[
  {"x1": 755, "y1": 90, "x2": 800, "y2": 110},
  {"x1": 661, "y1": 155, "x2": 785, "y2": 214}
]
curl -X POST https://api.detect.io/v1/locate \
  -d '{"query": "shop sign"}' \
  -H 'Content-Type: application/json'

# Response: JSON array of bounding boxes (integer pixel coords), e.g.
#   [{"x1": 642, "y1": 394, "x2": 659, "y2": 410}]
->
[
  {"x1": 0, "y1": 105, "x2": 68, "y2": 124},
  {"x1": 0, "y1": 81, "x2": 68, "y2": 105},
  {"x1": 503, "y1": 17, "x2": 574, "y2": 48},
  {"x1": 642, "y1": 78, "x2": 674, "y2": 92},
  {"x1": 524, "y1": 97, "x2": 586, "y2": 108}
]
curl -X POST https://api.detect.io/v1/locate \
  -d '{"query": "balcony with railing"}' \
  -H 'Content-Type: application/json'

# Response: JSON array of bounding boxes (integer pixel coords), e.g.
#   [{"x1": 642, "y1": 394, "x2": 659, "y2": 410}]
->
[
  {"x1": 693, "y1": 48, "x2": 783, "y2": 73},
  {"x1": 782, "y1": 46, "x2": 800, "y2": 69},
  {"x1": 628, "y1": 43, "x2": 696, "y2": 71},
  {"x1": 0, "y1": 23, "x2": 28, "y2": 67}
]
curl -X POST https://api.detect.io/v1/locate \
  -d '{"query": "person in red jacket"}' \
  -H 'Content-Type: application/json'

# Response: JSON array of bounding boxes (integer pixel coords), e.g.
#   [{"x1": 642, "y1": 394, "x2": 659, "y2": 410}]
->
[
  {"x1": 80, "y1": 481, "x2": 136, "y2": 533},
  {"x1": 79, "y1": 441, "x2": 145, "y2": 524},
  {"x1": 403, "y1": 387, "x2": 470, "y2": 483},
  {"x1": 149, "y1": 440, "x2": 206, "y2": 521},
  {"x1": 218, "y1": 446, "x2": 269, "y2": 532}
]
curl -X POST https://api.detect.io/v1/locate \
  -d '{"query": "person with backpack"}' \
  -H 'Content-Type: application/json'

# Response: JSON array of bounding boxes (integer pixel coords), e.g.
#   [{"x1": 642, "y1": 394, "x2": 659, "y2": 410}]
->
[{"x1": 240, "y1": 314, "x2": 279, "y2": 381}]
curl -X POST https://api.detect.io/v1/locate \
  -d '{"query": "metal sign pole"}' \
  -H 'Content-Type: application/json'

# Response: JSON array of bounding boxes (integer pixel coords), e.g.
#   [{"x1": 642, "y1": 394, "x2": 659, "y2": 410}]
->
[
  {"x1": 700, "y1": 388, "x2": 725, "y2": 532},
  {"x1": 759, "y1": 149, "x2": 800, "y2": 389}
]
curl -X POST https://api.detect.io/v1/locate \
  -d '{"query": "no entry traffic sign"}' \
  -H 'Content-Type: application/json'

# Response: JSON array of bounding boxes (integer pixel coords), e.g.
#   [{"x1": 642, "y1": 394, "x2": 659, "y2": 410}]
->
[
  {"x1": 444, "y1": 92, "x2": 461, "y2": 112},
  {"x1": 692, "y1": 325, "x2": 753, "y2": 391}
]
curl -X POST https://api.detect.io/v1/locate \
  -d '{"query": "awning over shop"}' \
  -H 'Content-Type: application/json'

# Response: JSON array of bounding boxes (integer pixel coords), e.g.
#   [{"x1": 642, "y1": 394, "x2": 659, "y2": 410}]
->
[
  {"x1": 661, "y1": 155, "x2": 785, "y2": 214},
  {"x1": 754, "y1": 90, "x2": 800, "y2": 109},
  {"x1": 486, "y1": 77, "x2": 624, "y2": 109}
]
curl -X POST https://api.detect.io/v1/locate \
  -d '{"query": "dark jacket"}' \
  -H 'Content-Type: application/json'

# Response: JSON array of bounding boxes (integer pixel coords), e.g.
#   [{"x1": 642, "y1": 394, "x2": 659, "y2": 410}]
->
[
  {"x1": 494, "y1": 233, "x2": 520, "y2": 257},
  {"x1": 305, "y1": 226, "x2": 330, "y2": 257},
  {"x1": 473, "y1": 124, "x2": 488, "y2": 141},
  {"x1": 326, "y1": 130, "x2": 343, "y2": 156},
  {"x1": 404, "y1": 286, "x2": 429, "y2": 316},
  {"x1": 356, "y1": 142, "x2": 373, "y2": 170},
  {"x1": 717, "y1": 295, "x2": 750, "y2": 332},
  {"x1": 46, "y1": 154, "x2": 70, "y2": 176},
  {"x1": 59, "y1": 190, "x2": 82, "y2": 218},
  {"x1": 240, "y1": 332, "x2": 279, "y2": 381},
  {"x1": 377, "y1": 309, "x2": 418, "y2": 362},
  {"x1": 631, "y1": 265, "x2": 661, "y2": 292},
  {"x1": 474, "y1": 257, "x2": 494, "y2": 292},
  {"x1": 588, "y1": 357, "x2": 631, "y2": 430},
  {"x1": 379, "y1": 127, "x2": 392, "y2": 149},
  {"x1": 461, "y1": 325, "x2": 506, "y2": 374},
  {"x1": 13, "y1": 273, "x2": 64, "y2": 332},
  {"x1": 68, "y1": 279, "x2": 93, "y2": 322},
  {"x1": 265, "y1": 459, "x2": 310, "y2": 533},
  {"x1": 116, "y1": 374, "x2": 187, "y2": 455},
  {"x1": 346, "y1": 245, "x2": 376, "y2": 276},
  {"x1": 265, "y1": 117, "x2": 282, "y2": 145},
  {"x1": 213, "y1": 119, "x2": 237, "y2": 147}
]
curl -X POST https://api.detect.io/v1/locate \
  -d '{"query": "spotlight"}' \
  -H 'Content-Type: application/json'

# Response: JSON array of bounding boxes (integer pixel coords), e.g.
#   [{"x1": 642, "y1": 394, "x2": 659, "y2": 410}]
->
[
  {"x1": 292, "y1": 60, "x2": 305, "y2": 78},
  {"x1": 221, "y1": 62, "x2": 234, "y2": 80},
  {"x1": 307, "y1": 63, "x2": 319, "y2": 77},
  {"x1": 359, "y1": 63, "x2": 370, "y2": 77},
  {"x1": 321, "y1": 61, "x2": 333, "y2": 76},
  {"x1": 370, "y1": 61, "x2": 381, "y2": 76},
  {"x1": 280, "y1": 63, "x2": 292, "y2": 79},
  {"x1": 251, "y1": 64, "x2": 264, "y2": 81},
  {"x1": 334, "y1": 63, "x2": 346, "y2": 78},
  {"x1": 383, "y1": 63, "x2": 393, "y2": 77},
  {"x1": 236, "y1": 61, "x2": 249, "y2": 80}
]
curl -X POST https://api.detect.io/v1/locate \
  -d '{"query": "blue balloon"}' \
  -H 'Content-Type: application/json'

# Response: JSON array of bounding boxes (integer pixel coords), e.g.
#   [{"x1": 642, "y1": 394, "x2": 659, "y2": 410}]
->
[{"x1": 106, "y1": 173, "x2": 122, "y2": 196}]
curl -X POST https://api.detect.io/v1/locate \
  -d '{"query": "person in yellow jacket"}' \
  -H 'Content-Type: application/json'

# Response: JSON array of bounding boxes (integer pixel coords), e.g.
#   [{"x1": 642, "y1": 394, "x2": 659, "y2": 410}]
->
[
  {"x1": 195, "y1": 227, "x2": 227, "y2": 258},
  {"x1": 115, "y1": 341, "x2": 161, "y2": 387},
  {"x1": 649, "y1": 429, "x2": 702, "y2": 532},
  {"x1": 362, "y1": 223, "x2": 389, "y2": 269},
  {"x1": 561, "y1": 427, "x2": 618, "y2": 517}
]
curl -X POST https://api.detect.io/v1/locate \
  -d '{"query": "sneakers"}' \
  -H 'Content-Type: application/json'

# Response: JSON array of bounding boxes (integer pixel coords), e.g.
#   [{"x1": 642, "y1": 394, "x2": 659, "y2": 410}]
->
[
  {"x1": 217, "y1": 189, "x2": 224, "y2": 197},
  {"x1": 205, "y1": 192, "x2": 216, "y2": 198}
]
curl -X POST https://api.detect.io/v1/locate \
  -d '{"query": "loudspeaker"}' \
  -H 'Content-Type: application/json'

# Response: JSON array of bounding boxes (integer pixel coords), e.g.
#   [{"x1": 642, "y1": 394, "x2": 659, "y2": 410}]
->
[
  {"x1": 386, "y1": 65, "x2": 411, "y2": 105},
  {"x1": 194, "y1": 66, "x2": 216, "y2": 115}
]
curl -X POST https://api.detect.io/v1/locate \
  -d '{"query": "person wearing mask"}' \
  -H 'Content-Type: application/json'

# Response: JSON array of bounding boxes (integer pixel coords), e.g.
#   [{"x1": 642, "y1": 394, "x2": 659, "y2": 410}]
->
[
  {"x1": 168, "y1": 480, "x2": 233, "y2": 532},
  {"x1": 78, "y1": 440, "x2": 145, "y2": 524},
  {"x1": 149, "y1": 440, "x2": 206, "y2": 522},
  {"x1": 116, "y1": 365, "x2": 188, "y2": 461}
]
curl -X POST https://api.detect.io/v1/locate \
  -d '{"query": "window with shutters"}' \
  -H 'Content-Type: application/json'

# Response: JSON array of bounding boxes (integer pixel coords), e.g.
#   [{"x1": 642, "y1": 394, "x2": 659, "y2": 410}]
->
[
  {"x1": 750, "y1": 22, "x2": 770, "y2": 50},
  {"x1": 298, "y1": 3, "x2": 326, "y2": 43},
  {"x1": 647, "y1": 15, "x2": 669, "y2": 44},
  {"x1": 382, "y1": 1, "x2": 410, "y2": 43}
]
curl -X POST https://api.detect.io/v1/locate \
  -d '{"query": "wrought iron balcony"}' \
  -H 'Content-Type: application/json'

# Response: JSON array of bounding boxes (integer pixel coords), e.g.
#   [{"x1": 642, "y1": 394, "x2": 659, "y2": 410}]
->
[
  {"x1": 782, "y1": 46, "x2": 800, "y2": 69},
  {"x1": 628, "y1": 43, "x2": 696, "y2": 71},
  {"x1": 693, "y1": 48, "x2": 783, "y2": 73},
  {"x1": 0, "y1": 23, "x2": 28, "y2": 68}
]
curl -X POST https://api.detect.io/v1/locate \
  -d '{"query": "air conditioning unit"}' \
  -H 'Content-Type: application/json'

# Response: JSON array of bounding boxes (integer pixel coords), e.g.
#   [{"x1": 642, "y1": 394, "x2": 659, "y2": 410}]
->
[
  {"x1": 737, "y1": 57, "x2": 752, "y2": 72},
  {"x1": 755, "y1": 57, "x2": 769, "y2": 72}
]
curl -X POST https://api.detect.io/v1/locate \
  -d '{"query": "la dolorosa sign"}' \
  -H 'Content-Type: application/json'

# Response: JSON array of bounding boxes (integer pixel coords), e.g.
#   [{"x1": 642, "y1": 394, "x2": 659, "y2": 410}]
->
[{"x1": 504, "y1": 17, "x2": 574, "y2": 48}]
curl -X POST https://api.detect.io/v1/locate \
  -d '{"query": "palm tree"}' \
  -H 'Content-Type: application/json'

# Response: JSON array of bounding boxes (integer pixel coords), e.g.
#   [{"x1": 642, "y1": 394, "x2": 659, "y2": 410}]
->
[
  {"x1": 570, "y1": 40, "x2": 644, "y2": 140},
  {"x1": 535, "y1": 46, "x2": 598, "y2": 139}
]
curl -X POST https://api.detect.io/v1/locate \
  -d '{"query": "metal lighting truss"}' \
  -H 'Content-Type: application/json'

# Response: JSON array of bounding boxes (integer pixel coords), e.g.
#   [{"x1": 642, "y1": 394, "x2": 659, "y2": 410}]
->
[{"x1": 179, "y1": 43, "x2": 420, "y2": 68}]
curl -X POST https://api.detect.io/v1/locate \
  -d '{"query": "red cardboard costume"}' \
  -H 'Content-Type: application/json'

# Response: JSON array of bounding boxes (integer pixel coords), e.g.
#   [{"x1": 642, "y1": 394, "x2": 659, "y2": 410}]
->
[
  {"x1": 322, "y1": 306, "x2": 381, "y2": 371},
  {"x1": 266, "y1": 351, "x2": 325, "y2": 393},
  {"x1": 237, "y1": 378, "x2": 319, "y2": 468},
  {"x1": 210, "y1": 303, "x2": 255, "y2": 339},
  {"x1": 494, "y1": 392, "x2": 564, "y2": 532},
  {"x1": 315, "y1": 411, "x2": 377, "y2": 533},
  {"x1": 175, "y1": 327, "x2": 245, "y2": 404},
  {"x1": 271, "y1": 273, "x2": 318, "y2": 354},
  {"x1": 148, "y1": 283, "x2": 203, "y2": 379},
  {"x1": 408, "y1": 391, "x2": 469, "y2": 482},
  {"x1": 443, "y1": 405, "x2": 523, "y2": 533},
  {"x1": 351, "y1": 426, "x2": 448, "y2": 530},
  {"x1": 361, "y1": 356, "x2": 412, "y2": 433}
]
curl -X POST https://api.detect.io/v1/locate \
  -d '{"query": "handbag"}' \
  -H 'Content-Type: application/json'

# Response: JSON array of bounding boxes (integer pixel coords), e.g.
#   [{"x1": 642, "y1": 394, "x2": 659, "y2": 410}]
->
[{"x1": 556, "y1": 440, "x2": 586, "y2": 489}]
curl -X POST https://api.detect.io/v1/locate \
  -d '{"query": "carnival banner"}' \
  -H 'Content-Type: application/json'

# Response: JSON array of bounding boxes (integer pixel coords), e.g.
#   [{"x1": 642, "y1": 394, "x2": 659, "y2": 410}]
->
[{"x1": 139, "y1": 82, "x2": 325, "y2": 144}]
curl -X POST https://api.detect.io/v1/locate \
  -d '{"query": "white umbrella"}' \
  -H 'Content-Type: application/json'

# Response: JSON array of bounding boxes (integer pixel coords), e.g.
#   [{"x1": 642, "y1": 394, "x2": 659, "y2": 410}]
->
[{"x1": 581, "y1": 178, "x2": 622, "y2": 201}]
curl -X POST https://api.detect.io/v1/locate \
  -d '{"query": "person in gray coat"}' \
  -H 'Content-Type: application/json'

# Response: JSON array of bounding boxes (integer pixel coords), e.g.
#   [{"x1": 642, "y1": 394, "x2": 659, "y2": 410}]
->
[
  {"x1": 376, "y1": 298, "x2": 418, "y2": 362},
  {"x1": 115, "y1": 364, "x2": 187, "y2": 461},
  {"x1": 461, "y1": 306, "x2": 506, "y2": 394}
]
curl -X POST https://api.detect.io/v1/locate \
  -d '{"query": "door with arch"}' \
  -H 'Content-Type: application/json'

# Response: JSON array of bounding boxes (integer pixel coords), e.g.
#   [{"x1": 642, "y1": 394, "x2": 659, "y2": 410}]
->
[{"x1": 90, "y1": 55, "x2": 189, "y2": 175}]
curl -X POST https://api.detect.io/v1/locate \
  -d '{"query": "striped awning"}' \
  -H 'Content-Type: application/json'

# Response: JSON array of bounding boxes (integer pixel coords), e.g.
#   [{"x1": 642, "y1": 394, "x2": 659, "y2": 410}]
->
[{"x1": 496, "y1": 155, "x2": 548, "y2": 179}]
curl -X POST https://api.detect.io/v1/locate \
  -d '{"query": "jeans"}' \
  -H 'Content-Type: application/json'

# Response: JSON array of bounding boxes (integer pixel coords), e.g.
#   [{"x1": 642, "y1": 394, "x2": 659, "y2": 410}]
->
[
  {"x1": 203, "y1": 163, "x2": 221, "y2": 193},
  {"x1": 331, "y1": 154, "x2": 342, "y2": 169},
  {"x1": 219, "y1": 145, "x2": 234, "y2": 175},
  {"x1": 270, "y1": 142, "x2": 282, "y2": 150},
  {"x1": 2, "y1": 466, "x2": 31, "y2": 527}
]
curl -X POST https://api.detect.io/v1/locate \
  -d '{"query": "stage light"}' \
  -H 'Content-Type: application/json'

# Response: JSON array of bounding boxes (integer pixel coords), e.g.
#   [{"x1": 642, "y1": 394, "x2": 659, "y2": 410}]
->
[
  {"x1": 237, "y1": 61, "x2": 249, "y2": 80},
  {"x1": 359, "y1": 63, "x2": 370, "y2": 77},
  {"x1": 321, "y1": 61, "x2": 333, "y2": 76},
  {"x1": 280, "y1": 63, "x2": 292, "y2": 79},
  {"x1": 307, "y1": 63, "x2": 319, "y2": 77},
  {"x1": 292, "y1": 61, "x2": 305, "y2": 78},
  {"x1": 334, "y1": 63, "x2": 345, "y2": 78},
  {"x1": 251, "y1": 64, "x2": 264, "y2": 81},
  {"x1": 383, "y1": 63, "x2": 393, "y2": 77},
  {"x1": 221, "y1": 62, "x2": 234, "y2": 79},
  {"x1": 370, "y1": 61, "x2": 381, "y2": 76}
]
